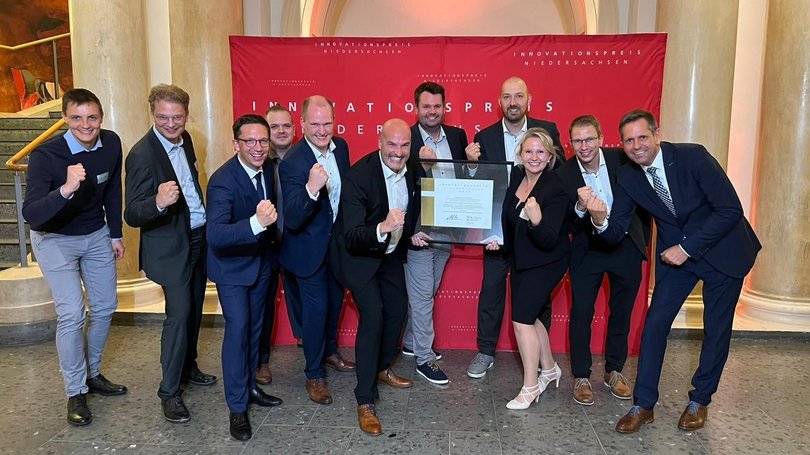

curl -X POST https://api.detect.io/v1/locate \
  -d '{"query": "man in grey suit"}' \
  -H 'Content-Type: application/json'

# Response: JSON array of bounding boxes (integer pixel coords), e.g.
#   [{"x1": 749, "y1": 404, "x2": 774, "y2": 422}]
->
[{"x1": 124, "y1": 84, "x2": 217, "y2": 424}]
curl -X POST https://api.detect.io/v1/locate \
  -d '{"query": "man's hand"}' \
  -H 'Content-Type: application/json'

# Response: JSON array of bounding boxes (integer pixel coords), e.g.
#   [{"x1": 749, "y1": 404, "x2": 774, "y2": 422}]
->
[
  {"x1": 485, "y1": 240, "x2": 501, "y2": 251},
  {"x1": 524, "y1": 196, "x2": 543, "y2": 226},
  {"x1": 576, "y1": 186, "x2": 594, "y2": 212},
  {"x1": 306, "y1": 163, "x2": 329, "y2": 195},
  {"x1": 61, "y1": 164, "x2": 86, "y2": 197},
  {"x1": 410, "y1": 231, "x2": 433, "y2": 247},
  {"x1": 660, "y1": 245, "x2": 689, "y2": 266},
  {"x1": 379, "y1": 208, "x2": 405, "y2": 235},
  {"x1": 465, "y1": 142, "x2": 482, "y2": 161},
  {"x1": 111, "y1": 239, "x2": 125, "y2": 260},
  {"x1": 256, "y1": 200, "x2": 278, "y2": 227},
  {"x1": 419, "y1": 146, "x2": 437, "y2": 171},
  {"x1": 586, "y1": 194, "x2": 608, "y2": 226},
  {"x1": 156, "y1": 181, "x2": 180, "y2": 209}
]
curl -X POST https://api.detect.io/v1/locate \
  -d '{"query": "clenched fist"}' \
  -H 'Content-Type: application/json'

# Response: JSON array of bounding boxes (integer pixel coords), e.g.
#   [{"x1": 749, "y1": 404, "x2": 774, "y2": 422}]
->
[
  {"x1": 465, "y1": 142, "x2": 482, "y2": 161},
  {"x1": 156, "y1": 181, "x2": 180, "y2": 209},
  {"x1": 379, "y1": 208, "x2": 405, "y2": 235},
  {"x1": 306, "y1": 163, "x2": 329, "y2": 195},
  {"x1": 576, "y1": 186, "x2": 593, "y2": 212},
  {"x1": 62, "y1": 164, "x2": 86, "y2": 197},
  {"x1": 586, "y1": 194, "x2": 608, "y2": 226},
  {"x1": 524, "y1": 196, "x2": 543, "y2": 226},
  {"x1": 256, "y1": 200, "x2": 277, "y2": 227},
  {"x1": 419, "y1": 146, "x2": 437, "y2": 171}
]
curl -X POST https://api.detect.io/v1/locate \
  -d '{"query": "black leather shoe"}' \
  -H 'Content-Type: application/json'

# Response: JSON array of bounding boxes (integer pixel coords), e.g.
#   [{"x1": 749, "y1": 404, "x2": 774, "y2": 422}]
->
[
  {"x1": 229, "y1": 412, "x2": 252, "y2": 441},
  {"x1": 86, "y1": 373, "x2": 128, "y2": 396},
  {"x1": 161, "y1": 396, "x2": 191, "y2": 423},
  {"x1": 249, "y1": 387, "x2": 283, "y2": 407},
  {"x1": 185, "y1": 367, "x2": 217, "y2": 386},
  {"x1": 67, "y1": 393, "x2": 92, "y2": 426}
]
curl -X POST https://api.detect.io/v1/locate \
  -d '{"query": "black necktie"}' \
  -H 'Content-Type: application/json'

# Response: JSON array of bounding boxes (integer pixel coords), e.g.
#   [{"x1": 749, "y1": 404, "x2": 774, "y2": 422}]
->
[
  {"x1": 646, "y1": 167, "x2": 676, "y2": 218},
  {"x1": 254, "y1": 172, "x2": 265, "y2": 200}
]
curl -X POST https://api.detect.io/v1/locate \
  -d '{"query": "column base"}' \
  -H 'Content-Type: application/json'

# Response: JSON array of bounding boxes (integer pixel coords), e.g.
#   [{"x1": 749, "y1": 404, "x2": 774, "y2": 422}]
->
[{"x1": 737, "y1": 288, "x2": 810, "y2": 329}]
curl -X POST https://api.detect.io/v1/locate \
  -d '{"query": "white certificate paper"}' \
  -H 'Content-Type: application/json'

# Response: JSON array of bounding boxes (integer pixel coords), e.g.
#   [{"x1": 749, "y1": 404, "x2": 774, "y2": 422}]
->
[{"x1": 424, "y1": 179, "x2": 493, "y2": 229}]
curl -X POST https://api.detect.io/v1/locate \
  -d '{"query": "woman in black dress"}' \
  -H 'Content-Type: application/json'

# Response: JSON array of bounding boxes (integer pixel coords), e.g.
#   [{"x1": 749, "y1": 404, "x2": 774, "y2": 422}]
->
[{"x1": 486, "y1": 127, "x2": 571, "y2": 409}]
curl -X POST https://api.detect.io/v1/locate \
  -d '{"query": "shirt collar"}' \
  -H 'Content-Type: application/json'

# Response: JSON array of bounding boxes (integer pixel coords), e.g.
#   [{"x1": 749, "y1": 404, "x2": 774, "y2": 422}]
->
[
  {"x1": 63, "y1": 129, "x2": 102, "y2": 154},
  {"x1": 417, "y1": 124, "x2": 446, "y2": 144},
  {"x1": 152, "y1": 125, "x2": 184, "y2": 153},
  {"x1": 501, "y1": 117, "x2": 528, "y2": 136},
  {"x1": 305, "y1": 136, "x2": 336, "y2": 158},
  {"x1": 237, "y1": 154, "x2": 262, "y2": 179},
  {"x1": 379, "y1": 152, "x2": 408, "y2": 181},
  {"x1": 641, "y1": 147, "x2": 665, "y2": 173},
  {"x1": 576, "y1": 148, "x2": 607, "y2": 175}
]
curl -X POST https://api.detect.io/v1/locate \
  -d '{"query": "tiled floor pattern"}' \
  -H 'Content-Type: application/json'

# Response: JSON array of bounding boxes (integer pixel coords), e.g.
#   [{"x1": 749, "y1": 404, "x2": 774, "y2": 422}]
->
[{"x1": 1, "y1": 324, "x2": 807, "y2": 454}]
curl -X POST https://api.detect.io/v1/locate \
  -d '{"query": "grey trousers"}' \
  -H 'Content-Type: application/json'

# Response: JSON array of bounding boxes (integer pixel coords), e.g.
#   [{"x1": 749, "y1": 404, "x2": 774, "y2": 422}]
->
[
  {"x1": 31, "y1": 227, "x2": 118, "y2": 397},
  {"x1": 403, "y1": 247, "x2": 450, "y2": 365}
]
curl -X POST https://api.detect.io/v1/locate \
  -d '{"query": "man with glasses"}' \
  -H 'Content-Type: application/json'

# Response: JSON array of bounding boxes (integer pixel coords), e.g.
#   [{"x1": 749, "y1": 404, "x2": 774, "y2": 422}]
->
[
  {"x1": 206, "y1": 114, "x2": 283, "y2": 440},
  {"x1": 278, "y1": 95, "x2": 355, "y2": 405},
  {"x1": 125, "y1": 84, "x2": 216, "y2": 424},
  {"x1": 556, "y1": 115, "x2": 648, "y2": 406}
]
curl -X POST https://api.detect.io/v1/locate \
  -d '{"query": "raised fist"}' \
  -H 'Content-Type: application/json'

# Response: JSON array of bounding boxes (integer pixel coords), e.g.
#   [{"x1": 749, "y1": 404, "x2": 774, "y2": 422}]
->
[
  {"x1": 156, "y1": 181, "x2": 180, "y2": 209},
  {"x1": 380, "y1": 208, "x2": 405, "y2": 234},
  {"x1": 306, "y1": 163, "x2": 329, "y2": 194},
  {"x1": 465, "y1": 142, "x2": 482, "y2": 161},
  {"x1": 524, "y1": 196, "x2": 542, "y2": 226},
  {"x1": 256, "y1": 199, "x2": 277, "y2": 227},
  {"x1": 62, "y1": 163, "x2": 86, "y2": 197}
]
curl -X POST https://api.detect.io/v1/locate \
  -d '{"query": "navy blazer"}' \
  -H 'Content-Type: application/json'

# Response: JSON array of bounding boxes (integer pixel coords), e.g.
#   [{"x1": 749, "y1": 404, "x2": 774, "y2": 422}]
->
[
  {"x1": 556, "y1": 147, "x2": 649, "y2": 272},
  {"x1": 329, "y1": 150, "x2": 418, "y2": 291},
  {"x1": 278, "y1": 137, "x2": 350, "y2": 277},
  {"x1": 474, "y1": 116, "x2": 562, "y2": 164},
  {"x1": 205, "y1": 155, "x2": 278, "y2": 286},
  {"x1": 600, "y1": 142, "x2": 761, "y2": 279},
  {"x1": 502, "y1": 166, "x2": 571, "y2": 271},
  {"x1": 407, "y1": 123, "x2": 468, "y2": 178},
  {"x1": 125, "y1": 129, "x2": 204, "y2": 287}
]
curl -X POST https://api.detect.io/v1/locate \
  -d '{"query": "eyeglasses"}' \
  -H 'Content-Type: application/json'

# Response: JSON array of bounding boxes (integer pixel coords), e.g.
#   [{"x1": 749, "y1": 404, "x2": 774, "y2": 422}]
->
[
  {"x1": 237, "y1": 138, "x2": 270, "y2": 148},
  {"x1": 154, "y1": 114, "x2": 186, "y2": 124},
  {"x1": 571, "y1": 137, "x2": 599, "y2": 147}
]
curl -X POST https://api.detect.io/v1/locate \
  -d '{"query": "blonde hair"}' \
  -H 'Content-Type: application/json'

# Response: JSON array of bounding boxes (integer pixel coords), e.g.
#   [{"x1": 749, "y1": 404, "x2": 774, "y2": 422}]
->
[{"x1": 514, "y1": 127, "x2": 559, "y2": 168}]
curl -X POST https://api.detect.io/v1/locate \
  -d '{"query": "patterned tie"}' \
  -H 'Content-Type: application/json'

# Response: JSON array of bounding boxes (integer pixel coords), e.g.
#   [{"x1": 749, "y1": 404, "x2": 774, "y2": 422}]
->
[
  {"x1": 254, "y1": 172, "x2": 265, "y2": 201},
  {"x1": 646, "y1": 167, "x2": 676, "y2": 217}
]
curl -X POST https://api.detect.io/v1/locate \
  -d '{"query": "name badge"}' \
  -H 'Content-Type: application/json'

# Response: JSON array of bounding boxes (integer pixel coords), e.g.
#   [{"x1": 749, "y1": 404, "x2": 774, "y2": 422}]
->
[{"x1": 97, "y1": 171, "x2": 110, "y2": 184}]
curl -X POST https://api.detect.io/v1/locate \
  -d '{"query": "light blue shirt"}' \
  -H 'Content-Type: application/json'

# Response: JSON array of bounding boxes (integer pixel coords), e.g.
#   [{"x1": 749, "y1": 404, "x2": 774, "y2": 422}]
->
[
  {"x1": 574, "y1": 149, "x2": 613, "y2": 218},
  {"x1": 418, "y1": 124, "x2": 456, "y2": 179},
  {"x1": 153, "y1": 126, "x2": 206, "y2": 229},
  {"x1": 64, "y1": 129, "x2": 102, "y2": 154},
  {"x1": 305, "y1": 137, "x2": 341, "y2": 222},
  {"x1": 502, "y1": 117, "x2": 528, "y2": 163}
]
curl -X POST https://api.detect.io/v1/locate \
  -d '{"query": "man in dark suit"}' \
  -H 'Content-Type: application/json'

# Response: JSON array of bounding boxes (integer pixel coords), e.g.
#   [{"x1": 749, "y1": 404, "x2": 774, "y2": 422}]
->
[
  {"x1": 585, "y1": 109, "x2": 761, "y2": 433},
  {"x1": 278, "y1": 95, "x2": 355, "y2": 405},
  {"x1": 206, "y1": 114, "x2": 283, "y2": 440},
  {"x1": 556, "y1": 115, "x2": 648, "y2": 406},
  {"x1": 124, "y1": 84, "x2": 217, "y2": 424},
  {"x1": 403, "y1": 82, "x2": 468, "y2": 385},
  {"x1": 330, "y1": 118, "x2": 417, "y2": 435},
  {"x1": 465, "y1": 76, "x2": 563, "y2": 380}
]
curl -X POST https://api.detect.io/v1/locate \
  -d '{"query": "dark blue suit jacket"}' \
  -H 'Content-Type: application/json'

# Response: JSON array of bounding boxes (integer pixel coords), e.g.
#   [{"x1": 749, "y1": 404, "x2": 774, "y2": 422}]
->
[
  {"x1": 206, "y1": 154, "x2": 278, "y2": 286},
  {"x1": 278, "y1": 137, "x2": 350, "y2": 277},
  {"x1": 600, "y1": 142, "x2": 761, "y2": 279}
]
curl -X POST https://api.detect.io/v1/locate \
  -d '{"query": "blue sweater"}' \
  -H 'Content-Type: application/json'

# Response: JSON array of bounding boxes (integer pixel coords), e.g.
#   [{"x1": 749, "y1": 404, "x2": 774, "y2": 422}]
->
[{"x1": 22, "y1": 130, "x2": 123, "y2": 238}]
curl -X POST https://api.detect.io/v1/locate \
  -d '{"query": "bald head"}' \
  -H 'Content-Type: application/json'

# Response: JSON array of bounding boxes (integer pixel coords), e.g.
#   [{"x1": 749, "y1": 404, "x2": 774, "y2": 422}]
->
[
  {"x1": 499, "y1": 76, "x2": 532, "y2": 125},
  {"x1": 302, "y1": 95, "x2": 335, "y2": 153},
  {"x1": 379, "y1": 118, "x2": 411, "y2": 173}
]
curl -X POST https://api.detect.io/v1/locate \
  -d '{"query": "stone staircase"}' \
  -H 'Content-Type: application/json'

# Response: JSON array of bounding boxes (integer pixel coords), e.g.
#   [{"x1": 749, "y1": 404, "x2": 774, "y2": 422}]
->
[{"x1": 0, "y1": 113, "x2": 66, "y2": 270}]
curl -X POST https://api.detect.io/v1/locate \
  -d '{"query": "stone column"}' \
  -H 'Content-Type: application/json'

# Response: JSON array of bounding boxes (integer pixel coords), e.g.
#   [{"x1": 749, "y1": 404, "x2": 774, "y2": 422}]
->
[
  {"x1": 655, "y1": 1, "x2": 739, "y2": 326},
  {"x1": 66, "y1": 0, "x2": 166, "y2": 311},
  {"x1": 738, "y1": 0, "x2": 810, "y2": 327},
  {"x1": 168, "y1": 0, "x2": 243, "y2": 186}
]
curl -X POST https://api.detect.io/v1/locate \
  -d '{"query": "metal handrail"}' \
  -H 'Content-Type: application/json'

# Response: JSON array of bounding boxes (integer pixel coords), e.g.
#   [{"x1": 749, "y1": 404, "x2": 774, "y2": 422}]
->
[
  {"x1": 0, "y1": 32, "x2": 70, "y2": 99},
  {"x1": 4, "y1": 118, "x2": 66, "y2": 267}
]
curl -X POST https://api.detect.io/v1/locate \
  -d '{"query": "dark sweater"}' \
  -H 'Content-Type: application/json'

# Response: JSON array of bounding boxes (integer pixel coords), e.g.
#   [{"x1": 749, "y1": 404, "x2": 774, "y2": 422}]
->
[{"x1": 22, "y1": 129, "x2": 123, "y2": 238}]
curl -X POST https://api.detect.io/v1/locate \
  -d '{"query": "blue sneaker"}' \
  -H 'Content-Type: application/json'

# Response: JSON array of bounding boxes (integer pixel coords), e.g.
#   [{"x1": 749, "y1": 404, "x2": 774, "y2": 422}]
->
[
  {"x1": 416, "y1": 360, "x2": 449, "y2": 385},
  {"x1": 401, "y1": 346, "x2": 442, "y2": 360}
]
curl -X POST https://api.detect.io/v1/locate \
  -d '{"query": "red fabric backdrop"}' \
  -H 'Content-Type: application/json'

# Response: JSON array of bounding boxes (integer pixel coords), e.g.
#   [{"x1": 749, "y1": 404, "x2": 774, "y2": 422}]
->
[{"x1": 229, "y1": 34, "x2": 667, "y2": 354}]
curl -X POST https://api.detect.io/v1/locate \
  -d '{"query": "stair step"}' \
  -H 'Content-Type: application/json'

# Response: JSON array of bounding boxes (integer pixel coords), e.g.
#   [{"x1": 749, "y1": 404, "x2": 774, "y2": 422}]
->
[
  {"x1": 0, "y1": 118, "x2": 66, "y2": 130},
  {"x1": 0, "y1": 142, "x2": 33, "y2": 156},
  {"x1": 0, "y1": 216, "x2": 28, "y2": 238},
  {"x1": 0, "y1": 199, "x2": 21, "y2": 216},
  {"x1": 0, "y1": 129, "x2": 65, "y2": 142},
  {"x1": 0, "y1": 171, "x2": 27, "y2": 185},
  {"x1": 0, "y1": 260, "x2": 21, "y2": 270},
  {"x1": 0, "y1": 182, "x2": 25, "y2": 199},
  {"x1": 0, "y1": 237, "x2": 31, "y2": 263}
]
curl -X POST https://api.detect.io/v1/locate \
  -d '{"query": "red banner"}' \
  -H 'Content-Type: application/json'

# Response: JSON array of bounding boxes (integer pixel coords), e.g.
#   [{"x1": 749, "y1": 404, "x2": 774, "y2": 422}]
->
[{"x1": 230, "y1": 35, "x2": 666, "y2": 354}]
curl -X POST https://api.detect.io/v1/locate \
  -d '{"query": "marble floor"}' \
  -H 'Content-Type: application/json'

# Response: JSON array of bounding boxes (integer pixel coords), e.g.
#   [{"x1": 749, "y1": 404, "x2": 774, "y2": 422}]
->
[{"x1": 1, "y1": 323, "x2": 807, "y2": 455}]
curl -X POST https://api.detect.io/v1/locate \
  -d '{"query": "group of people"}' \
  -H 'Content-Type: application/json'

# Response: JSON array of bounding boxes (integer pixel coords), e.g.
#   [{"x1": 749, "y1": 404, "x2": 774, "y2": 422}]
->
[{"x1": 22, "y1": 74, "x2": 760, "y2": 441}]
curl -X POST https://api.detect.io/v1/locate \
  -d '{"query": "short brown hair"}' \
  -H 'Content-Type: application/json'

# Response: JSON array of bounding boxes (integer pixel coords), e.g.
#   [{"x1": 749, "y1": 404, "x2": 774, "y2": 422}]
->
[
  {"x1": 148, "y1": 84, "x2": 190, "y2": 113},
  {"x1": 618, "y1": 109, "x2": 658, "y2": 137},
  {"x1": 568, "y1": 115, "x2": 602, "y2": 139},
  {"x1": 62, "y1": 88, "x2": 103, "y2": 116}
]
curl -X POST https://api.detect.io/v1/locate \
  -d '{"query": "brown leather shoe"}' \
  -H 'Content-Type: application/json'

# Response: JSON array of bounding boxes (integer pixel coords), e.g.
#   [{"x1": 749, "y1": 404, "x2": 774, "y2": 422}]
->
[
  {"x1": 256, "y1": 363, "x2": 272, "y2": 385},
  {"x1": 377, "y1": 368, "x2": 413, "y2": 388},
  {"x1": 305, "y1": 378, "x2": 332, "y2": 404},
  {"x1": 678, "y1": 401, "x2": 707, "y2": 431},
  {"x1": 604, "y1": 371, "x2": 632, "y2": 400},
  {"x1": 357, "y1": 404, "x2": 382, "y2": 436},
  {"x1": 615, "y1": 405, "x2": 654, "y2": 433},
  {"x1": 324, "y1": 352, "x2": 356, "y2": 372},
  {"x1": 573, "y1": 378, "x2": 594, "y2": 406}
]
